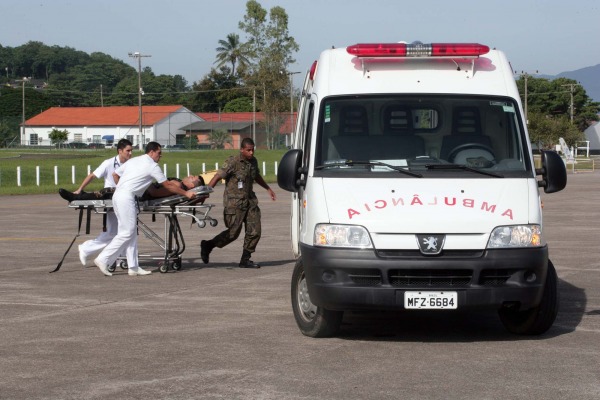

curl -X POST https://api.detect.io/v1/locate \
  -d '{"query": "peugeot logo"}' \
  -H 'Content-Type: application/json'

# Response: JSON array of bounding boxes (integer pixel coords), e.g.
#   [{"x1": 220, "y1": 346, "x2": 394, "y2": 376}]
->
[{"x1": 416, "y1": 234, "x2": 445, "y2": 255}]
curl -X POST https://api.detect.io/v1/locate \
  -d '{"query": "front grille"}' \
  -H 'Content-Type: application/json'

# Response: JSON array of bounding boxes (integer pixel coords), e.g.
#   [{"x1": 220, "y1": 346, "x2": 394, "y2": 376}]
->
[
  {"x1": 480, "y1": 269, "x2": 516, "y2": 286},
  {"x1": 389, "y1": 269, "x2": 472, "y2": 287},
  {"x1": 377, "y1": 249, "x2": 484, "y2": 258},
  {"x1": 348, "y1": 270, "x2": 382, "y2": 286}
]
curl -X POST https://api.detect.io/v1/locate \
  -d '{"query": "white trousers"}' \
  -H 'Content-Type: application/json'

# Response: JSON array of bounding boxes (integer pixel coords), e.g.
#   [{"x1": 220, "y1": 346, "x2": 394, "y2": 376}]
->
[
  {"x1": 96, "y1": 191, "x2": 139, "y2": 269},
  {"x1": 79, "y1": 211, "x2": 117, "y2": 259}
]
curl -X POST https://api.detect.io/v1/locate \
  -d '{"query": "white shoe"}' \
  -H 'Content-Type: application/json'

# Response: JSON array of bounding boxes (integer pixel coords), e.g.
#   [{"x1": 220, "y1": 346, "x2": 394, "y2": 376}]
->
[
  {"x1": 78, "y1": 245, "x2": 87, "y2": 266},
  {"x1": 94, "y1": 258, "x2": 112, "y2": 276},
  {"x1": 128, "y1": 267, "x2": 152, "y2": 276}
]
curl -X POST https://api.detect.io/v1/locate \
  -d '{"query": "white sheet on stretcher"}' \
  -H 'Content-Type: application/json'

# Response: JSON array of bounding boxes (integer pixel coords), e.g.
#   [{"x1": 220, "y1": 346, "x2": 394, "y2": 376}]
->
[{"x1": 68, "y1": 185, "x2": 213, "y2": 209}]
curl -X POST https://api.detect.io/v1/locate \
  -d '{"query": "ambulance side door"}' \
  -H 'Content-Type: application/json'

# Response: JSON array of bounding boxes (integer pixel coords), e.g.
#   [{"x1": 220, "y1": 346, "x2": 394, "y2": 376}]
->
[{"x1": 290, "y1": 90, "x2": 314, "y2": 257}]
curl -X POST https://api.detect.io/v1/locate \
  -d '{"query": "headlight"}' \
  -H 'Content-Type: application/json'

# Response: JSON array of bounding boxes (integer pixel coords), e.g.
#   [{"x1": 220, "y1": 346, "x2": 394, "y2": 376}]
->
[
  {"x1": 314, "y1": 224, "x2": 372, "y2": 248},
  {"x1": 487, "y1": 225, "x2": 542, "y2": 248}
]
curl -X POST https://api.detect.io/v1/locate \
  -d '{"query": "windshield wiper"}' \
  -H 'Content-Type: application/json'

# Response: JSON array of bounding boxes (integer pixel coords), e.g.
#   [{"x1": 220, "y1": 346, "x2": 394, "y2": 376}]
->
[
  {"x1": 316, "y1": 159, "x2": 422, "y2": 177},
  {"x1": 425, "y1": 163, "x2": 503, "y2": 178}
]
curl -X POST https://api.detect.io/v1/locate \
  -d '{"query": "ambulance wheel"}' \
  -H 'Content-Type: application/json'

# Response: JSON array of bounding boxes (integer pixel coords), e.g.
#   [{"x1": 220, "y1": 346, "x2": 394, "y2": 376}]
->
[
  {"x1": 107, "y1": 263, "x2": 116, "y2": 273},
  {"x1": 499, "y1": 260, "x2": 559, "y2": 335},
  {"x1": 172, "y1": 259, "x2": 182, "y2": 271},
  {"x1": 291, "y1": 258, "x2": 343, "y2": 338},
  {"x1": 209, "y1": 219, "x2": 218, "y2": 227},
  {"x1": 159, "y1": 262, "x2": 169, "y2": 273}
]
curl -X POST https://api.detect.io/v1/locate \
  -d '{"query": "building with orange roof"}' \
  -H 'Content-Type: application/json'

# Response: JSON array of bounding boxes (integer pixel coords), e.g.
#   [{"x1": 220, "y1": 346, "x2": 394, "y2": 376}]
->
[
  {"x1": 183, "y1": 111, "x2": 297, "y2": 149},
  {"x1": 23, "y1": 105, "x2": 203, "y2": 147}
]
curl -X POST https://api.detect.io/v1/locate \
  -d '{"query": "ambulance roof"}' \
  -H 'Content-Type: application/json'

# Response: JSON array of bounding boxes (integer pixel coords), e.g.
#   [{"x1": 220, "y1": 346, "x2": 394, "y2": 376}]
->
[{"x1": 311, "y1": 43, "x2": 518, "y2": 99}]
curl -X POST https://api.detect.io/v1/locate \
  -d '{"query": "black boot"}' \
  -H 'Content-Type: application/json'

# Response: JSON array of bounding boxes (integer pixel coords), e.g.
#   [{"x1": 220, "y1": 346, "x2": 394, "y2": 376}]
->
[
  {"x1": 58, "y1": 188, "x2": 76, "y2": 202},
  {"x1": 200, "y1": 240, "x2": 214, "y2": 264},
  {"x1": 239, "y1": 250, "x2": 260, "y2": 269},
  {"x1": 58, "y1": 189, "x2": 99, "y2": 202}
]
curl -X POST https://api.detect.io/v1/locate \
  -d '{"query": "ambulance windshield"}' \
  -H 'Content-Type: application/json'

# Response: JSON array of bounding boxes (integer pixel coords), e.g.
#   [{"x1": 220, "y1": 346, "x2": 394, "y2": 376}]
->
[{"x1": 315, "y1": 95, "x2": 531, "y2": 177}]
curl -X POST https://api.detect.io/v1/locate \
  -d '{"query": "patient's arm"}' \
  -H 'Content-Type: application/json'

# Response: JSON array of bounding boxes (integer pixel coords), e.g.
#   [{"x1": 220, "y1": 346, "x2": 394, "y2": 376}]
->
[
  {"x1": 159, "y1": 180, "x2": 195, "y2": 199},
  {"x1": 145, "y1": 184, "x2": 172, "y2": 199}
]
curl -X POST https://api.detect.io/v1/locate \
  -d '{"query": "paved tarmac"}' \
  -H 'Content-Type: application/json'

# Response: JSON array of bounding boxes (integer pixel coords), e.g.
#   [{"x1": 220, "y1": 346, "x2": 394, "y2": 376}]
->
[{"x1": 0, "y1": 174, "x2": 599, "y2": 399}]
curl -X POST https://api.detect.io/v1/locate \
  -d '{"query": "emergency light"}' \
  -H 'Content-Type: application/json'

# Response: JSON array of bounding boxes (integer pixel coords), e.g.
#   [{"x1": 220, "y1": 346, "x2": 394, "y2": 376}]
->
[{"x1": 346, "y1": 42, "x2": 490, "y2": 58}]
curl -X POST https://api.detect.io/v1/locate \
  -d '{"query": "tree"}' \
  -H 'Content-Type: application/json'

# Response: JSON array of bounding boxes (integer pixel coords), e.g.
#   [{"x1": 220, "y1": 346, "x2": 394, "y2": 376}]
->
[
  {"x1": 189, "y1": 66, "x2": 244, "y2": 112},
  {"x1": 517, "y1": 76, "x2": 599, "y2": 150},
  {"x1": 527, "y1": 112, "x2": 583, "y2": 150},
  {"x1": 207, "y1": 129, "x2": 233, "y2": 149},
  {"x1": 517, "y1": 76, "x2": 600, "y2": 131},
  {"x1": 215, "y1": 33, "x2": 250, "y2": 77},
  {"x1": 238, "y1": 1, "x2": 299, "y2": 147},
  {"x1": 223, "y1": 97, "x2": 253, "y2": 112},
  {"x1": 48, "y1": 128, "x2": 69, "y2": 147}
]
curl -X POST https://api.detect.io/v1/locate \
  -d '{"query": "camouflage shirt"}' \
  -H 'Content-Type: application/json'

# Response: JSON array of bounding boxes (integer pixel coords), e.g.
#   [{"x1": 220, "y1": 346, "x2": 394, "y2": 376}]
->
[{"x1": 217, "y1": 155, "x2": 259, "y2": 208}]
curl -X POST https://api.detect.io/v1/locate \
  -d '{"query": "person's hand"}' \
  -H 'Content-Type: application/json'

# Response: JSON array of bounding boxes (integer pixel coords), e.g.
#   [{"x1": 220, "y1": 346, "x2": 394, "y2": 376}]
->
[
  {"x1": 74, "y1": 189, "x2": 82, "y2": 195},
  {"x1": 185, "y1": 190, "x2": 196, "y2": 200},
  {"x1": 267, "y1": 188, "x2": 276, "y2": 201}
]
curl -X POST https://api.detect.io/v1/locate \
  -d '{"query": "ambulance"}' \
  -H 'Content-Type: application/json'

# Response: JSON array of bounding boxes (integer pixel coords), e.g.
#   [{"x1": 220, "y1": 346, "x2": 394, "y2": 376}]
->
[{"x1": 278, "y1": 42, "x2": 567, "y2": 337}]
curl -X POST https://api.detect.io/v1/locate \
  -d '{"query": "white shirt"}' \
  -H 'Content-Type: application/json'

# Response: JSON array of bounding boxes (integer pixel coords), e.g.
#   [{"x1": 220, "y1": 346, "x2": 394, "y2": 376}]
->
[
  {"x1": 114, "y1": 154, "x2": 167, "y2": 197},
  {"x1": 93, "y1": 156, "x2": 123, "y2": 188}
]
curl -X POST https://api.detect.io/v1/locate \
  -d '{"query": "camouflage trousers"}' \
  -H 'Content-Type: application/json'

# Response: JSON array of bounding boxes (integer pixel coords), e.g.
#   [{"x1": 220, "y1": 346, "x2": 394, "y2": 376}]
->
[{"x1": 211, "y1": 201, "x2": 262, "y2": 253}]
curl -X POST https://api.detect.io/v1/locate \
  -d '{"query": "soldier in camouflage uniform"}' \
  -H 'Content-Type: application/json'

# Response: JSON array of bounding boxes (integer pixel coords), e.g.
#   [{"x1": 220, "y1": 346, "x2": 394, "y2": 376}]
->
[{"x1": 201, "y1": 138, "x2": 276, "y2": 268}]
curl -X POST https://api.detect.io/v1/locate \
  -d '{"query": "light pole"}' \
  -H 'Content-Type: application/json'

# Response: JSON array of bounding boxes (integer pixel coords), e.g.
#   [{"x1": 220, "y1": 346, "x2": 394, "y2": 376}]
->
[
  {"x1": 19, "y1": 77, "x2": 30, "y2": 145},
  {"x1": 128, "y1": 51, "x2": 151, "y2": 150}
]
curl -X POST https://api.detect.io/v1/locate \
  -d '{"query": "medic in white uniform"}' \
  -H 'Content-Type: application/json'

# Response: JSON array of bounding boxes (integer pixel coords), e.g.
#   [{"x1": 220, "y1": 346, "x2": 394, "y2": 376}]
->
[
  {"x1": 93, "y1": 142, "x2": 196, "y2": 276},
  {"x1": 76, "y1": 139, "x2": 133, "y2": 266}
]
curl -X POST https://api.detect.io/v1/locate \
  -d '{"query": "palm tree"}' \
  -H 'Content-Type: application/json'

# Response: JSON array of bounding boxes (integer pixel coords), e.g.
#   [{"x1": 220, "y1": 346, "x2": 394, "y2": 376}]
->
[
  {"x1": 207, "y1": 129, "x2": 233, "y2": 149},
  {"x1": 215, "y1": 33, "x2": 250, "y2": 77}
]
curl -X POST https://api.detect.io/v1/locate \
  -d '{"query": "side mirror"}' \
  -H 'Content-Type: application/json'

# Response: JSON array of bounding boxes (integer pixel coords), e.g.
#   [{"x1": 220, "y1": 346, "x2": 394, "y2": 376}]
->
[
  {"x1": 277, "y1": 149, "x2": 303, "y2": 192},
  {"x1": 537, "y1": 150, "x2": 567, "y2": 193}
]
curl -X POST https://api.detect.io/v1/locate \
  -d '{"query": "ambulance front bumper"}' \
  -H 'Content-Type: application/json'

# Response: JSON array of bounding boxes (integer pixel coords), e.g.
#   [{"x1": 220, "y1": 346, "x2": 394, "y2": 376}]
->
[{"x1": 299, "y1": 244, "x2": 548, "y2": 311}]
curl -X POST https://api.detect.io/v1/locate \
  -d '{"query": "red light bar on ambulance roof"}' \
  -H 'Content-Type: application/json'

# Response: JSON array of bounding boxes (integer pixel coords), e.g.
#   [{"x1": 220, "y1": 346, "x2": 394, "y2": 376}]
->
[{"x1": 346, "y1": 42, "x2": 490, "y2": 58}]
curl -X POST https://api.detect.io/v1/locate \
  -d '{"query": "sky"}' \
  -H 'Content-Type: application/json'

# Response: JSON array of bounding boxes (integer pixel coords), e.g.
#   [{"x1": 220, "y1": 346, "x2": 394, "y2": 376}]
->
[{"x1": 2, "y1": 0, "x2": 599, "y2": 89}]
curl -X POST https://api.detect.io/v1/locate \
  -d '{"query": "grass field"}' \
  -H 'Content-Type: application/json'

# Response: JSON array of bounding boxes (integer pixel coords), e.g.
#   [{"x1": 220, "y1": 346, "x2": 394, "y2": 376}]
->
[{"x1": 0, "y1": 148, "x2": 287, "y2": 196}]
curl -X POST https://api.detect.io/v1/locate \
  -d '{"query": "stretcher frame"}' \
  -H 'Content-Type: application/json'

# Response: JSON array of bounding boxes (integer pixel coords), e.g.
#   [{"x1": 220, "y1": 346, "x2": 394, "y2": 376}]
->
[{"x1": 52, "y1": 186, "x2": 217, "y2": 273}]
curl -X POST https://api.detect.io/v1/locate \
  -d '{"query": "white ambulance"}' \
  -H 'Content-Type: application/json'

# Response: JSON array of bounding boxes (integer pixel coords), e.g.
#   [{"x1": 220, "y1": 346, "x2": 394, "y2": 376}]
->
[{"x1": 278, "y1": 42, "x2": 567, "y2": 337}]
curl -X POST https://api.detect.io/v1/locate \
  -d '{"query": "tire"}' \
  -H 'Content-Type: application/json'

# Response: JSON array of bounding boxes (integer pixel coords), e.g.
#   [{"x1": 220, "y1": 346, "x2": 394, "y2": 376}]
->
[
  {"x1": 499, "y1": 260, "x2": 559, "y2": 335},
  {"x1": 159, "y1": 262, "x2": 169, "y2": 273},
  {"x1": 291, "y1": 258, "x2": 343, "y2": 338},
  {"x1": 172, "y1": 259, "x2": 182, "y2": 271}
]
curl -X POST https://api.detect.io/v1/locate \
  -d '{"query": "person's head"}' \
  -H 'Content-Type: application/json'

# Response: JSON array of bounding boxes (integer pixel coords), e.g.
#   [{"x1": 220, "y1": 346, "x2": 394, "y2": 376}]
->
[
  {"x1": 182, "y1": 175, "x2": 205, "y2": 189},
  {"x1": 240, "y1": 137, "x2": 255, "y2": 160},
  {"x1": 145, "y1": 141, "x2": 162, "y2": 162},
  {"x1": 116, "y1": 138, "x2": 133, "y2": 162}
]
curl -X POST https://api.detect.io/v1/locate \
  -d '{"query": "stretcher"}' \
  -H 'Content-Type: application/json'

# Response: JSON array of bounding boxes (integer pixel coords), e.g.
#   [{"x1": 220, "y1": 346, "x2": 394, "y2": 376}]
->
[{"x1": 52, "y1": 186, "x2": 217, "y2": 273}]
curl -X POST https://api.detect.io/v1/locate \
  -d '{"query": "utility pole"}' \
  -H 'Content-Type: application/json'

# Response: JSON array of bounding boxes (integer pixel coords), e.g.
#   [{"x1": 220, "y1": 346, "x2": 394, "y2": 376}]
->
[
  {"x1": 18, "y1": 77, "x2": 30, "y2": 145},
  {"x1": 561, "y1": 83, "x2": 579, "y2": 124},
  {"x1": 128, "y1": 51, "x2": 152, "y2": 150},
  {"x1": 517, "y1": 70, "x2": 538, "y2": 122}
]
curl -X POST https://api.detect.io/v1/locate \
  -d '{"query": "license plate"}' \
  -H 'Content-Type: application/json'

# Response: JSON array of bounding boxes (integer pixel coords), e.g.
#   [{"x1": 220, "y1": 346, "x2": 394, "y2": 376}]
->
[{"x1": 404, "y1": 291, "x2": 457, "y2": 309}]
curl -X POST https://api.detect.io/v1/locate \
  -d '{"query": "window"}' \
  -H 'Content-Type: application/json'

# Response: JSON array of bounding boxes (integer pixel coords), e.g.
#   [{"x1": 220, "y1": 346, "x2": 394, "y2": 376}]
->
[{"x1": 315, "y1": 95, "x2": 530, "y2": 177}]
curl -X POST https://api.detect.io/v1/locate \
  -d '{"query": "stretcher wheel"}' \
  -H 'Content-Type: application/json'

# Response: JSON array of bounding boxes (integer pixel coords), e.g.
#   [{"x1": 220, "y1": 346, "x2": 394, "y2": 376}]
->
[
  {"x1": 172, "y1": 259, "x2": 182, "y2": 271},
  {"x1": 209, "y1": 219, "x2": 218, "y2": 227},
  {"x1": 197, "y1": 220, "x2": 206, "y2": 228},
  {"x1": 107, "y1": 263, "x2": 116, "y2": 273},
  {"x1": 119, "y1": 260, "x2": 128, "y2": 270},
  {"x1": 159, "y1": 262, "x2": 169, "y2": 273}
]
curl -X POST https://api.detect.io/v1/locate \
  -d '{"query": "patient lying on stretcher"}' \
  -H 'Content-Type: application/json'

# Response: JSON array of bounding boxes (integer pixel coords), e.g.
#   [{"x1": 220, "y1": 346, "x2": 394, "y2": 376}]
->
[{"x1": 59, "y1": 175, "x2": 206, "y2": 202}]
